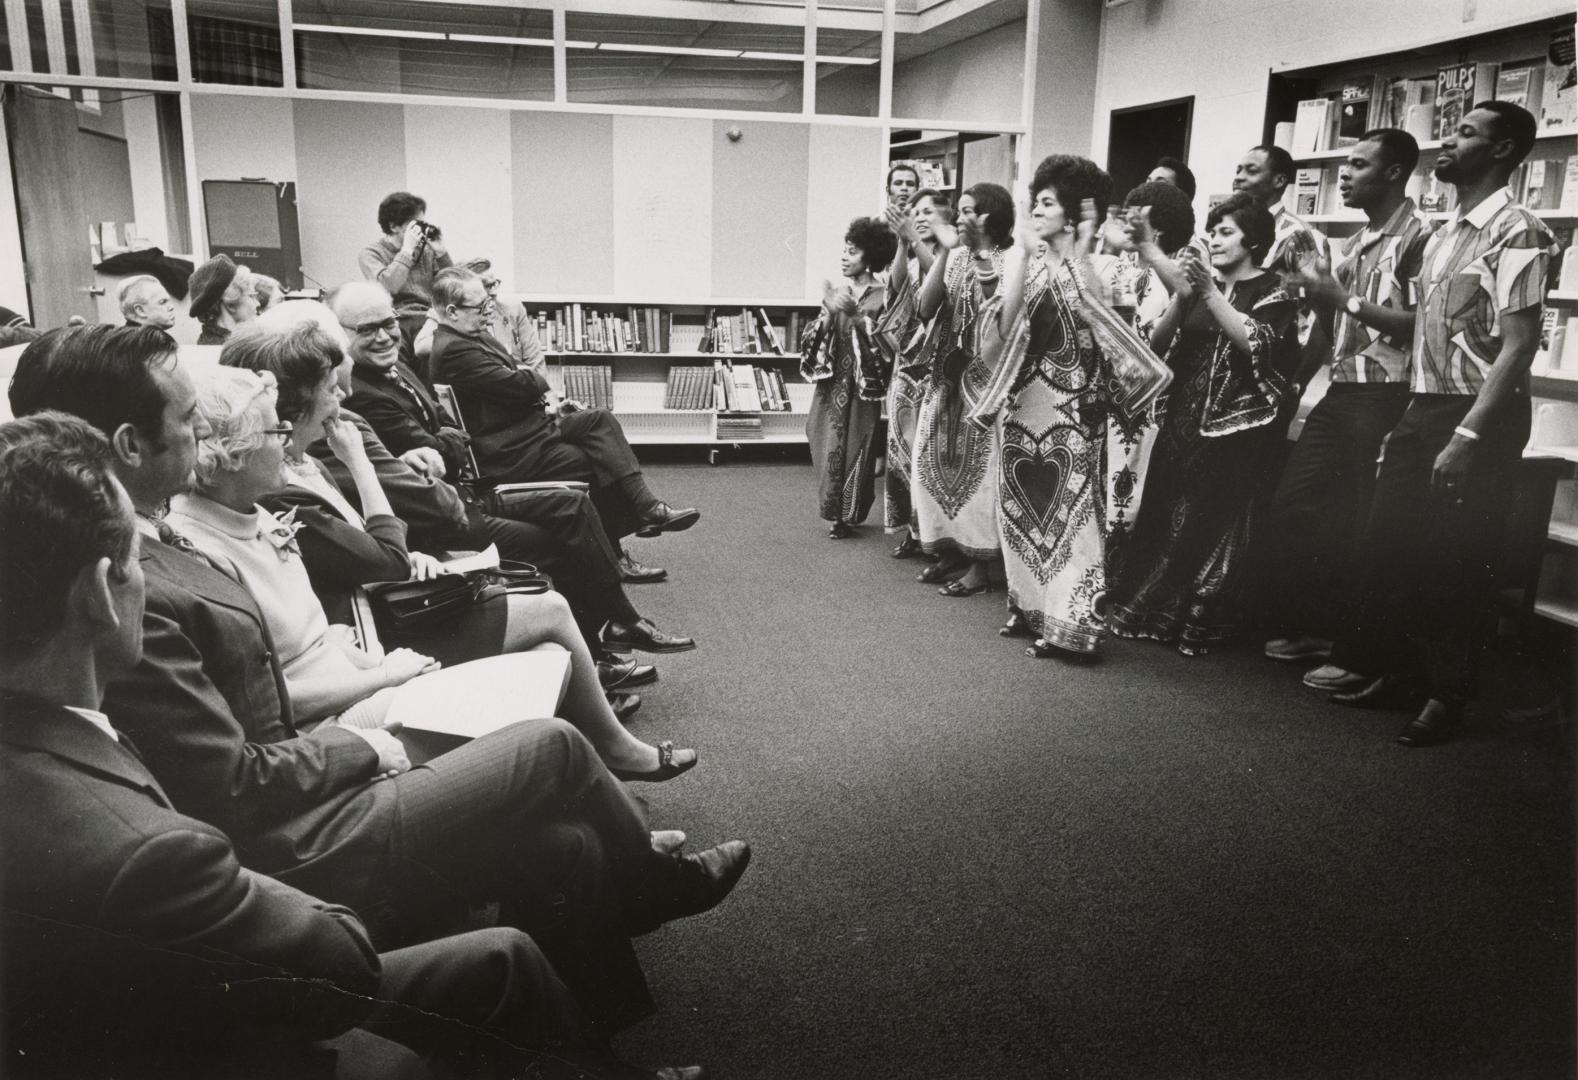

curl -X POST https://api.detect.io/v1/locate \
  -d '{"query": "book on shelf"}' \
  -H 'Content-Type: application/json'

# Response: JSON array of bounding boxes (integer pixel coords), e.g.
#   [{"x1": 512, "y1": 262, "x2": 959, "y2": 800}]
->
[
  {"x1": 1496, "y1": 62, "x2": 1545, "y2": 116},
  {"x1": 1291, "y1": 97, "x2": 1333, "y2": 155},
  {"x1": 1435, "y1": 61, "x2": 1499, "y2": 142},
  {"x1": 730, "y1": 364, "x2": 763, "y2": 412},
  {"x1": 1563, "y1": 157, "x2": 1578, "y2": 211},
  {"x1": 1542, "y1": 56, "x2": 1577, "y2": 132},
  {"x1": 1334, "y1": 79, "x2": 1372, "y2": 147},
  {"x1": 1558, "y1": 246, "x2": 1578, "y2": 293},
  {"x1": 754, "y1": 307, "x2": 785, "y2": 355},
  {"x1": 1293, "y1": 167, "x2": 1322, "y2": 216},
  {"x1": 715, "y1": 411, "x2": 763, "y2": 440}
]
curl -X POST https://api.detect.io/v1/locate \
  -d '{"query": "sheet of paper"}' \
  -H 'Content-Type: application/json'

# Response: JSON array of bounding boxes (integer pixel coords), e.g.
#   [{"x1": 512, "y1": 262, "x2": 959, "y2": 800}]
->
[
  {"x1": 440, "y1": 544, "x2": 501, "y2": 575},
  {"x1": 385, "y1": 649, "x2": 570, "y2": 738}
]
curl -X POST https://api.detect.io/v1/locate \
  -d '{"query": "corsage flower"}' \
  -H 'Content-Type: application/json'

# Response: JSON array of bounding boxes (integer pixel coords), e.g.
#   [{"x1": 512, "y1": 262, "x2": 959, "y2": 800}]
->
[{"x1": 260, "y1": 506, "x2": 304, "y2": 560}]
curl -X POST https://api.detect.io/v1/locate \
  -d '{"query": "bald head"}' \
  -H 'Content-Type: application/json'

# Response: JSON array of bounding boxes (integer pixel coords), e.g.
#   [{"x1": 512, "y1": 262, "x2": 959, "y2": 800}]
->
[{"x1": 329, "y1": 281, "x2": 402, "y2": 372}]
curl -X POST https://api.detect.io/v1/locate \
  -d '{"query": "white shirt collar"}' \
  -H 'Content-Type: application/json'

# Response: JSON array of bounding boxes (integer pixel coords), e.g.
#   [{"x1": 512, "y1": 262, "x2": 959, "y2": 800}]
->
[
  {"x1": 64, "y1": 706, "x2": 118, "y2": 742},
  {"x1": 1457, "y1": 186, "x2": 1511, "y2": 229}
]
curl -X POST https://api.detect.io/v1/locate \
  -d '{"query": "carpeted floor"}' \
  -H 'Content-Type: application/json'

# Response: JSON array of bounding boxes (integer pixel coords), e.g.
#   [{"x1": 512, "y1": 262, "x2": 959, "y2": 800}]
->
[{"x1": 613, "y1": 458, "x2": 1575, "y2": 1080}]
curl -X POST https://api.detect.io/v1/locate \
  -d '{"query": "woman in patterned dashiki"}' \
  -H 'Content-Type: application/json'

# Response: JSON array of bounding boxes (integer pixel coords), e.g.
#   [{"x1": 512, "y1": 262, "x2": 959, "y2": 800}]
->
[
  {"x1": 1107, "y1": 192, "x2": 1300, "y2": 656},
  {"x1": 972, "y1": 156, "x2": 1123, "y2": 658},
  {"x1": 803, "y1": 216, "x2": 898, "y2": 538},
  {"x1": 910, "y1": 182, "x2": 1015, "y2": 597},
  {"x1": 878, "y1": 187, "x2": 954, "y2": 559},
  {"x1": 1098, "y1": 180, "x2": 1197, "y2": 585}
]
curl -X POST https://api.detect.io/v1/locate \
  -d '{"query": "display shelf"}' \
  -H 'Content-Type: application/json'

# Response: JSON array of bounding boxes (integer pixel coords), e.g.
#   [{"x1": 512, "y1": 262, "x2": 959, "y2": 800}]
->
[
  {"x1": 1534, "y1": 596, "x2": 1578, "y2": 628},
  {"x1": 1291, "y1": 126, "x2": 1578, "y2": 164},
  {"x1": 1549, "y1": 291, "x2": 1578, "y2": 305},
  {"x1": 545, "y1": 350, "x2": 803, "y2": 360}
]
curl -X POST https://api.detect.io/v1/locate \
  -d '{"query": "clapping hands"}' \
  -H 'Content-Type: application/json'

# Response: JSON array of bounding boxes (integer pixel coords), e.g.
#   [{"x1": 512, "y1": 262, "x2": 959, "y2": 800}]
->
[{"x1": 821, "y1": 279, "x2": 859, "y2": 317}]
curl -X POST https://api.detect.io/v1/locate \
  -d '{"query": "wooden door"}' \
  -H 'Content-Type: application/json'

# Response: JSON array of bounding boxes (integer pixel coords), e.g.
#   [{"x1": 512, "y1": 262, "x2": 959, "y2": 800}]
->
[{"x1": 5, "y1": 86, "x2": 98, "y2": 328}]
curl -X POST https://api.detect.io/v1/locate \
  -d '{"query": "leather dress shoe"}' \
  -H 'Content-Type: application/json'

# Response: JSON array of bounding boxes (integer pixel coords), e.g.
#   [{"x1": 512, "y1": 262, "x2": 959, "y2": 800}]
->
[
  {"x1": 618, "y1": 550, "x2": 668, "y2": 584},
  {"x1": 1396, "y1": 699, "x2": 1464, "y2": 748},
  {"x1": 1329, "y1": 674, "x2": 1425, "y2": 712},
  {"x1": 1303, "y1": 663, "x2": 1368, "y2": 692},
  {"x1": 654, "y1": 1067, "x2": 706, "y2": 1080},
  {"x1": 607, "y1": 691, "x2": 642, "y2": 724},
  {"x1": 603, "y1": 618, "x2": 696, "y2": 654},
  {"x1": 598, "y1": 656, "x2": 658, "y2": 689},
  {"x1": 664, "y1": 840, "x2": 752, "y2": 923},
  {"x1": 634, "y1": 502, "x2": 700, "y2": 538}
]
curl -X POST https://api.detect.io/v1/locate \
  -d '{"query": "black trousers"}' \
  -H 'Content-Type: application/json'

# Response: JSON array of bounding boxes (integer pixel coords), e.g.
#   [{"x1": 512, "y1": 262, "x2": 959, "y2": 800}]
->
[
  {"x1": 498, "y1": 409, "x2": 649, "y2": 543},
  {"x1": 1267, "y1": 382, "x2": 1410, "y2": 638},
  {"x1": 1331, "y1": 393, "x2": 1531, "y2": 702}
]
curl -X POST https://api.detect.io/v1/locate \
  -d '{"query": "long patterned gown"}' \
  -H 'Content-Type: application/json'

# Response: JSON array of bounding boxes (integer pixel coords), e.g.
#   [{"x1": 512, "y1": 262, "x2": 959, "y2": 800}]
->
[
  {"x1": 975, "y1": 256, "x2": 1117, "y2": 654},
  {"x1": 874, "y1": 254, "x2": 934, "y2": 534},
  {"x1": 1104, "y1": 255, "x2": 1172, "y2": 584},
  {"x1": 803, "y1": 282, "x2": 889, "y2": 524},
  {"x1": 1106, "y1": 272, "x2": 1298, "y2": 652},
  {"x1": 911, "y1": 247, "x2": 1003, "y2": 560}
]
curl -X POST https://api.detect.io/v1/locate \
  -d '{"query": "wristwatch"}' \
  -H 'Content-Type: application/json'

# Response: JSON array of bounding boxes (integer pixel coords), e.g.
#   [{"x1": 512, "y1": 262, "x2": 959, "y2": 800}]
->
[{"x1": 1344, "y1": 295, "x2": 1362, "y2": 317}]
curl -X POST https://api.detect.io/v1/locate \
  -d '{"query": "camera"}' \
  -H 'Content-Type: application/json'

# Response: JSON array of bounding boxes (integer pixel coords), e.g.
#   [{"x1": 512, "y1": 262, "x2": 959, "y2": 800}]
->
[{"x1": 419, "y1": 222, "x2": 442, "y2": 241}]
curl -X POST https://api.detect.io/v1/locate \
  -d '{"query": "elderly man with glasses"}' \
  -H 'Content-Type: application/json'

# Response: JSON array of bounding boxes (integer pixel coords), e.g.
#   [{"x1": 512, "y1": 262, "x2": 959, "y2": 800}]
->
[
  {"x1": 333, "y1": 281, "x2": 693, "y2": 660},
  {"x1": 413, "y1": 258, "x2": 546, "y2": 382}
]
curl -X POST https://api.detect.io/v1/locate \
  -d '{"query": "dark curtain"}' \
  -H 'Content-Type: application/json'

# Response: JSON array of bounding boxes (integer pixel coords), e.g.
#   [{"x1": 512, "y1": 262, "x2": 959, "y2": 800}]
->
[{"x1": 145, "y1": 6, "x2": 283, "y2": 87}]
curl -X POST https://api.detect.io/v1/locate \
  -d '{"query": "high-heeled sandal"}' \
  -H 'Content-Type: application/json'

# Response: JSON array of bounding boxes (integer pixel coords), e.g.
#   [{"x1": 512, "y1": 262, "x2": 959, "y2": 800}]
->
[
  {"x1": 1027, "y1": 638, "x2": 1099, "y2": 662},
  {"x1": 917, "y1": 562, "x2": 961, "y2": 584},
  {"x1": 1000, "y1": 609, "x2": 1031, "y2": 637},
  {"x1": 891, "y1": 535, "x2": 922, "y2": 559},
  {"x1": 610, "y1": 741, "x2": 698, "y2": 783},
  {"x1": 938, "y1": 578, "x2": 995, "y2": 598},
  {"x1": 827, "y1": 520, "x2": 854, "y2": 539}
]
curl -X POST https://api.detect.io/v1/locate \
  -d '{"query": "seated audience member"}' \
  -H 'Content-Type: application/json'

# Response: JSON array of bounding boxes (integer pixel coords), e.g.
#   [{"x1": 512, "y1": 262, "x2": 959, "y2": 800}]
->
[
  {"x1": 254, "y1": 272, "x2": 286, "y2": 313},
  {"x1": 118, "y1": 274, "x2": 178, "y2": 331},
  {"x1": 1264, "y1": 128, "x2": 1431, "y2": 675},
  {"x1": 428, "y1": 270, "x2": 703, "y2": 639},
  {"x1": 9, "y1": 324, "x2": 752, "y2": 1039},
  {"x1": 1146, "y1": 155, "x2": 1198, "y2": 201},
  {"x1": 0, "y1": 303, "x2": 42, "y2": 347},
  {"x1": 207, "y1": 335, "x2": 684, "y2": 753},
  {"x1": 1324, "y1": 101, "x2": 1558, "y2": 748},
  {"x1": 336, "y1": 281, "x2": 680, "y2": 600},
  {"x1": 1106, "y1": 192, "x2": 1300, "y2": 656},
  {"x1": 414, "y1": 258, "x2": 546, "y2": 377},
  {"x1": 0, "y1": 410, "x2": 702, "y2": 1080},
  {"x1": 359, "y1": 190, "x2": 453, "y2": 349},
  {"x1": 189, "y1": 253, "x2": 259, "y2": 345}
]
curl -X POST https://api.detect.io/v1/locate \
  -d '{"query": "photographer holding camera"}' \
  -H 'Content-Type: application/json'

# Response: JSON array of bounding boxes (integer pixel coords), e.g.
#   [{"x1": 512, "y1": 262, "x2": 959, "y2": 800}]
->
[{"x1": 358, "y1": 191, "x2": 455, "y2": 353}]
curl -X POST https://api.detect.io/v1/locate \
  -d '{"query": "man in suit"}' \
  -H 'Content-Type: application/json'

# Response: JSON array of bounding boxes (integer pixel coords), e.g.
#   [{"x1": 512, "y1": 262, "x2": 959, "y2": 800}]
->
[
  {"x1": 8, "y1": 325, "x2": 751, "y2": 1040},
  {"x1": 425, "y1": 270, "x2": 702, "y2": 652},
  {"x1": 325, "y1": 282, "x2": 695, "y2": 655},
  {"x1": 0, "y1": 410, "x2": 701, "y2": 1080}
]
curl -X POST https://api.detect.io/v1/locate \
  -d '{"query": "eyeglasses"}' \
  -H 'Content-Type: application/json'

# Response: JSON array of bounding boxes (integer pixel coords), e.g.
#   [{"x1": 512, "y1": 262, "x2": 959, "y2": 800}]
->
[
  {"x1": 262, "y1": 422, "x2": 293, "y2": 443},
  {"x1": 451, "y1": 301, "x2": 490, "y2": 312},
  {"x1": 480, "y1": 278, "x2": 501, "y2": 290},
  {"x1": 343, "y1": 316, "x2": 401, "y2": 338}
]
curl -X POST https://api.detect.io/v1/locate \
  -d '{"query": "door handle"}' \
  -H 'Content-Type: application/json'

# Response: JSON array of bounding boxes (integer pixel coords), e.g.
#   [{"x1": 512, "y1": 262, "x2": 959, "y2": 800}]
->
[{"x1": 89, "y1": 286, "x2": 106, "y2": 297}]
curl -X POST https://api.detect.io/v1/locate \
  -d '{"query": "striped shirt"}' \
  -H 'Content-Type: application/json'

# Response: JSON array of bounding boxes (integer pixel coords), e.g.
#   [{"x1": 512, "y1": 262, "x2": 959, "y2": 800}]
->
[
  {"x1": 1264, "y1": 205, "x2": 1327, "y2": 273},
  {"x1": 1411, "y1": 187, "x2": 1558, "y2": 396},
  {"x1": 1329, "y1": 198, "x2": 1435, "y2": 384}
]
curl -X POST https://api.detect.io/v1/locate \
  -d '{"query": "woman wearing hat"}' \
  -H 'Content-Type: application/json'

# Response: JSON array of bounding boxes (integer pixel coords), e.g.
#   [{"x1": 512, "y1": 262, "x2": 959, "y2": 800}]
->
[{"x1": 189, "y1": 254, "x2": 259, "y2": 345}]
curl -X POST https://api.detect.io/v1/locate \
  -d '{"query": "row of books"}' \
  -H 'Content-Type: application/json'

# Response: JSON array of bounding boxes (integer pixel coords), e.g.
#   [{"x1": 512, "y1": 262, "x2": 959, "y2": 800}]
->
[
  {"x1": 700, "y1": 308, "x2": 798, "y2": 356},
  {"x1": 559, "y1": 364, "x2": 613, "y2": 409},
  {"x1": 533, "y1": 306, "x2": 670, "y2": 354},
  {"x1": 1284, "y1": 53, "x2": 1576, "y2": 157},
  {"x1": 715, "y1": 412, "x2": 764, "y2": 441},
  {"x1": 1512, "y1": 155, "x2": 1578, "y2": 214},
  {"x1": 663, "y1": 366, "x2": 718, "y2": 411},
  {"x1": 714, "y1": 361, "x2": 795, "y2": 413}
]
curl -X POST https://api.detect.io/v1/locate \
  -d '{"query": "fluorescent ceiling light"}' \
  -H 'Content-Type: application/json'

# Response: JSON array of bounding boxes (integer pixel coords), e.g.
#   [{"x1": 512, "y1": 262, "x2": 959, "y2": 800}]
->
[
  {"x1": 449, "y1": 33, "x2": 554, "y2": 47},
  {"x1": 295, "y1": 22, "x2": 444, "y2": 40},
  {"x1": 739, "y1": 50, "x2": 877, "y2": 64},
  {"x1": 598, "y1": 42, "x2": 743, "y2": 58}
]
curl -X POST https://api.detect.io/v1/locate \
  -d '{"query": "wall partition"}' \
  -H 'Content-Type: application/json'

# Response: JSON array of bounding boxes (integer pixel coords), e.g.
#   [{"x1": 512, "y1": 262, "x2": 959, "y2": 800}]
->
[{"x1": 1, "y1": 0, "x2": 1037, "y2": 320}]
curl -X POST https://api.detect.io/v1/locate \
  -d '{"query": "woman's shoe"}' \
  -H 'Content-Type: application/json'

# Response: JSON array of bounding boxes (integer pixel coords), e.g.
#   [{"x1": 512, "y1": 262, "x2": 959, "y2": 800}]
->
[
  {"x1": 917, "y1": 562, "x2": 960, "y2": 584},
  {"x1": 827, "y1": 520, "x2": 854, "y2": 539},
  {"x1": 891, "y1": 535, "x2": 922, "y2": 559},
  {"x1": 1027, "y1": 639, "x2": 1099, "y2": 662},
  {"x1": 938, "y1": 578, "x2": 995, "y2": 598},
  {"x1": 1176, "y1": 640, "x2": 1210, "y2": 657},
  {"x1": 1000, "y1": 609, "x2": 1031, "y2": 638},
  {"x1": 610, "y1": 741, "x2": 697, "y2": 783}
]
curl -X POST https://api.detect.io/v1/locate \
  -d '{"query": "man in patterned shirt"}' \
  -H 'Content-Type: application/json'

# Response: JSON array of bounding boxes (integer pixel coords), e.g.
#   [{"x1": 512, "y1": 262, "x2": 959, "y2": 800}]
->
[
  {"x1": 1325, "y1": 101, "x2": 1558, "y2": 748},
  {"x1": 1267, "y1": 129, "x2": 1434, "y2": 674}
]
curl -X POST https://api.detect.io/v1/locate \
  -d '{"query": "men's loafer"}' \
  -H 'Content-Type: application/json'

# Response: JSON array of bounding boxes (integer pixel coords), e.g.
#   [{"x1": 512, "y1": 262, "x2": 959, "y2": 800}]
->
[
  {"x1": 604, "y1": 618, "x2": 697, "y2": 654},
  {"x1": 1396, "y1": 699, "x2": 1464, "y2": 748},
  {"x1": 598, "y1": 656, "x2": 659, "y2": 689},
  {"x1": 618, "y1": 551, "x2": 668, "y2": 584},
  {"x1": 608, "y1": 691, "x2": 642, "y2": 724},
  {"x1": 1265, "y1": 635, "x2": 1333, "y2": 662},
  {"x1": 1303, "y1": 663, "x2": 1369, "y2": 692},
  {"x1": 666, "y1": 840, "x2": 752, "y2": 923},
  {"x1": 1329, "y1": 674, "x2": 1425, "y2": 712},
  {"x1": 634, "y1": 502, "x2": 700, "y2": 537}
]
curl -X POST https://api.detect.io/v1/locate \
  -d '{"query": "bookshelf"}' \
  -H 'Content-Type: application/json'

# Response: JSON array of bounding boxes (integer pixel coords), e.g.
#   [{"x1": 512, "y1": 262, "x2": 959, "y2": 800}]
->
[
  {"x1": 518, "y1": 298, "x2": 822, "y2": 446},
  {"x1": 1263, "y1": 14, "x2": 1577, "y2": 235}
]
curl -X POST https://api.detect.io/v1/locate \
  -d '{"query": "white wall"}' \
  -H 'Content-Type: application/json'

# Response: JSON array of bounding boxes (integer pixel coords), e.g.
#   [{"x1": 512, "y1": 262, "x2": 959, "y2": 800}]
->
[
  {"x1": 122, "y1": 95, "x2": 170, "y2": 249},
  {"x1": 0, "y1": 115, "x2": 28, "y2": 321},
  {"x1": 1093, "y1": 0, "x2": 1573, "y2": 216},
  {"x1": 894, "y1": 19, "x2": 1025, "y2": 124}
]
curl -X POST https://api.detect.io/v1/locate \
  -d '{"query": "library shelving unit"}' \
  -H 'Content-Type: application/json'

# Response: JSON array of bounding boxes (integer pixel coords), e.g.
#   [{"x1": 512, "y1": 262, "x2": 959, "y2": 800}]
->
[
  {"x1": 517, "y1": 296, "x2": 822, "y2": 448},
  {"x1": 1264, "y1": 12, "x2": 1578, "y2": 634},
  {"x1": 1262, "y1": 13, "x2": 1577, "y2": 239}
]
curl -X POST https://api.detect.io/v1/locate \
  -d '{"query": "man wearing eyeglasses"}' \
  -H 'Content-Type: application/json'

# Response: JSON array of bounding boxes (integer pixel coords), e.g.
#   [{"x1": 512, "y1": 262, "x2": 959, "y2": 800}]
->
[
  {"x1": 333, "y1": 281, "x2": 694, "y2": 660},
  {"x1": 414, "y1": 259, "x2": 545, "y2": 380}
]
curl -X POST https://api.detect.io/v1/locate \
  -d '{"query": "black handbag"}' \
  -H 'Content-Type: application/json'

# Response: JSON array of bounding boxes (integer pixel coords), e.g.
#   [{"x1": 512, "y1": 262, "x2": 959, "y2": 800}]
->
[{"x1": 366, "y1": 562, "x2": 553, "y2": 629}]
